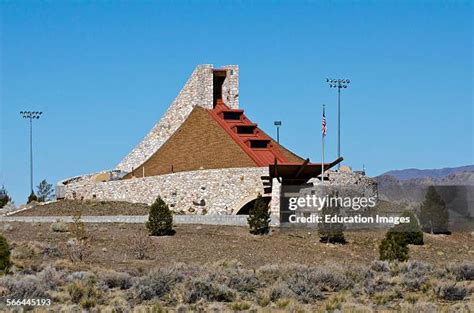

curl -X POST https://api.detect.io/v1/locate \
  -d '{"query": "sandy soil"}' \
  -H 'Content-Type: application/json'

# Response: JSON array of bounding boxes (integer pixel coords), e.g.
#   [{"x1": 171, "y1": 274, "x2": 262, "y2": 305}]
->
[
  {"x1": 12, "y1": 200, "x2": 149, "y2": 216},
  {"x1": 0, "y1": 222, "x2": 472, "y2": 272}
]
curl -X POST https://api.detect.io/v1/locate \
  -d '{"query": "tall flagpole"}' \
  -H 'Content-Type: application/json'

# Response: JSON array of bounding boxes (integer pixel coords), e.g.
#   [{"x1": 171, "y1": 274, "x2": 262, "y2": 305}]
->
[{"x1": 321, "y1": 104, "x2": 326, "y2": 184}]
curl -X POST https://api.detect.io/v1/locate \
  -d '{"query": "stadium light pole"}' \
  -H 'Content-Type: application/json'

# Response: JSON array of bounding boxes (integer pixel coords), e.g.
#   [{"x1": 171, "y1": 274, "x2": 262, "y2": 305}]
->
[
  {"x1": 326, "y1": 78, "x2": 350, "y2": 170},
  {"x1": 274, "y1": 121, "x2": 282, "y2": 144},
  {"x1": 20, "y1": 111, "x2": 42, "y2": 193}
]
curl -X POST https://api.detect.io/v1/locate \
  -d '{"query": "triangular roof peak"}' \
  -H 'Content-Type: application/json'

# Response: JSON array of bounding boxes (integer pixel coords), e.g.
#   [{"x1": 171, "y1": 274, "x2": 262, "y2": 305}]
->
[{"x1": 116, "y1": 64, "x2": 239, "y2": 172}]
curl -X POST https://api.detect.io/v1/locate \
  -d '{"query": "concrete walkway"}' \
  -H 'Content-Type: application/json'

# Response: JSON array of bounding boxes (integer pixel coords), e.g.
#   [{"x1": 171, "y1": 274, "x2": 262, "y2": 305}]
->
[{"x1": 0, "y1": 215, "x2": 251, "y2": 226}]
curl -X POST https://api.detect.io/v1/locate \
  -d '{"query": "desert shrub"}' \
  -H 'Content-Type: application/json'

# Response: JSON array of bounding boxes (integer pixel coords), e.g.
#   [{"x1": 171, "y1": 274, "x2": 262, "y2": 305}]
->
[
  {"x1": 390, "y1": 211, "x2": 424, "y2": 245},
  {"x1": 67, "y1": 280, "x2": 102, "y2": 308},
  {"x1": 42, "y1": 243, "x2": 62, "y2": 258},
  {"x1": 285, "y1": 269, "x2": 329, "y2": 303},
  {"x1": 419, "y1": 186, "x2": 450, "y2": 234},
  {"x1": 247, "y1": 193, "x2": 271, "y2": 235},
  {"x1": 379, "y1": 231, "x2": 409, "y2": 262},
  {"x1": 370, "y1": 260, "x2": 391, "y2": 273},
  {"x1": 268, "y1": 281, "x2": 295, "y2": 302},
  {"x1": 27, "y1": 192, "x2": 38, "y2": 204},
  {"x1": 99, "y1": 270, "x2": 132, "y2": 290},
  {"x1": 69, "y1": 212, "x2": 87, "y2": 240},
  {"x1": 446, "y1": 263, "x2": 474, "y2": 281},
  {"x1": 231, "y1": 302, "x2": 251, "y2": 311},
  {"x1": 51, "y1": 219, "x2": 69, "y2": 233},
  {"x1": 0, "y1": 274, "x2": 47, "y2": 298},
  {"x1": 318, "y1": 192, "x2": 346, "y2": 244},
  {"x1": 182, "y1": 276, "x2": 235, "y2": 303},
  {"x1": 67, "y1": 213, "x2": 90, "y2": 262},
  {"x1": 434, "y1": 282, "x2": 468, "y2": 301},
  {"x1": 11, "y1": 242, "x2": 35, "y2": 259},
  {"x1": 146, "y1": 197, "x2": 175, "y2": 236},
  {"x1": 400, "y1": 261, "x2": 433, "y2": 276},
  {"x1": 398, "y1": 261, "x2": 433, "y2": 292},
  {"x1": 37, "y1": 265, "x2": 65, "y2": 290},
  {"x1": 66, "y1": 238, "x2": 91, "y2": 263},
  {"x1": 131, "y1": 231, "x2": 153, "y2": 260},
  {"x1": 130, "y1": 268, "x2": 184, "y2": 301},
  {"x1": 363, "y1": 274, "x2": 395, "y2": 295},
  {"x1": 212, "y1": 266, "x2": 260, "y2": 295},
  {"x1": 0, "y1": 185, "x2": 11, "y2": 208},
  {"x1": 0, "y1": 234, "x2": 11, "y2": 273}
]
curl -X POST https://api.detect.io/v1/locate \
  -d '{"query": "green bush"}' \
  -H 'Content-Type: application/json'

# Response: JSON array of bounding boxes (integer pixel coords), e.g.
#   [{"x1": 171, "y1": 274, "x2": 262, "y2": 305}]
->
[
  {"x1": 379, "y1": 231, "x2": 409, "y2": 262},
  {"x1": 146, "y1": 197, "x2": 174, "y2": 236},
  {"x1": 0, "y1": 234, "x2": 11, "y2": 273},
  {"x1": 389, "y1": 211, "x2": 423, "y2": 245},
  {"x1": 0, "y1": 186, "x2": 11, "y2": 209},
  {"x1": 247, "y1": 194, "x2": 271, "y2": 235},
  {"x1": 27, "y1": 192, "x2": 38, "y2": 204}
]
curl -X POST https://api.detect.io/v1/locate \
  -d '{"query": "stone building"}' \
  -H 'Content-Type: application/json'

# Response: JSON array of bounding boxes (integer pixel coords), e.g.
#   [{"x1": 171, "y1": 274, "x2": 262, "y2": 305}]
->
[{"x1": 57, "y1": 64, "x2": 374, "y2": 219}]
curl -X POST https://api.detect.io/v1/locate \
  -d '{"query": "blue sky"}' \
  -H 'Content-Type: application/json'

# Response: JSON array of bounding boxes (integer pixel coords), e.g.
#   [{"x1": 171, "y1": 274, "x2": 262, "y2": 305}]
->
[{"x1": 1, "y1": 1, "x2": 472, "y2": 203}]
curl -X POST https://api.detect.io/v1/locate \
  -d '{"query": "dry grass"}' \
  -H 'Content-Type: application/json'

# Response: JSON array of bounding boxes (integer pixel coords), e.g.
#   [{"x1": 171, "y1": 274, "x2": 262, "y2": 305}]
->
[{"x1": 0, "y1": 222, "x2": 472, "y2": 311}]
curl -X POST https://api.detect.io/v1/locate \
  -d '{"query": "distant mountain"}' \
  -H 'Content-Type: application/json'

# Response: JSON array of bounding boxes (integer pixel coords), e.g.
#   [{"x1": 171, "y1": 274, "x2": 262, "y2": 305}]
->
[
  {"x1": 381, "y1": 165, "x2": 474, "y2": 180},
  {"x1": 373, "y1": 166, "x2": 474, "y2": 219}
]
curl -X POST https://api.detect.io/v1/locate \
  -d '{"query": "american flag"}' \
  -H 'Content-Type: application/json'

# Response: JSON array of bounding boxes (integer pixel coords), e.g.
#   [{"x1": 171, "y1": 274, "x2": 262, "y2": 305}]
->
[{"x1": 322, "y1": 105, "x2": 327, "y2": 136}]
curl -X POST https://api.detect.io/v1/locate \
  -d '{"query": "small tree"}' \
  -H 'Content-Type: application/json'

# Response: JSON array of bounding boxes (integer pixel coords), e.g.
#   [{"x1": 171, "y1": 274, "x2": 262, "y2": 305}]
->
[
  {"x1": 0, "y1": 234, "x2": 11, "y2": 273},
  {"x1": 247, "y1": 194, "x2": 271, "y2": 235},
  {"x1": 146, "y1": 197, "x2": 174, "y2": 236},
  {"x1": 0, "y1": 186, "x2": 11, "y2": 209},
  {"x1": 390, "y1": 211, "x2": 423, "y2": 245},
  {"x1": 67, "y1": 212, "x2": 90, "y2": 262},
  {"x1": 379, "y1": 231, "x2": 409, "y2": 262},
  {"x1": 37, "y1": 179, "x2": 54, "y2": 202},
  {"x1": 27, "y1": 191, "x2": 38, "y2": 204},
  {"x1": 319, "y1": 192, "x2": 346, "y2": 244},
  {"x1": 419, "y1": 186, "x2": 449, "y2": 234}
]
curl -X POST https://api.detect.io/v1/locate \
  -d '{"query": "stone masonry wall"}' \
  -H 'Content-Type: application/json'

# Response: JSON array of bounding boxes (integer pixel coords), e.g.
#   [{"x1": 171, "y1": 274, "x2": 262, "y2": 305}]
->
[
  {"x1": 116, "y1": 64, "x2": 240, "y2": 172},
  {"x1": 221, "y1": 65, "x2": 239, "y2": 109},
  {"x1": 63, "y1": 167, "x2": 268, "y2": 215}
]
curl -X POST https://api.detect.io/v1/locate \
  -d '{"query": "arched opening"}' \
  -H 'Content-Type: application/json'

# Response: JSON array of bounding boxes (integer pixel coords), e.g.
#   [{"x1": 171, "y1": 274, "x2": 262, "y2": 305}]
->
[{"x1": 236, "y1": 196, "x2": 271, "y2": 215}]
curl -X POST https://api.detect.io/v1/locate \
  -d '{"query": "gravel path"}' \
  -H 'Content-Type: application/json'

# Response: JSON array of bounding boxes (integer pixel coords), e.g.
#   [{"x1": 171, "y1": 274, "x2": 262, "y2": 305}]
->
[{"x1": 0, "y1": 215, "x2": 252, "y2": 225}]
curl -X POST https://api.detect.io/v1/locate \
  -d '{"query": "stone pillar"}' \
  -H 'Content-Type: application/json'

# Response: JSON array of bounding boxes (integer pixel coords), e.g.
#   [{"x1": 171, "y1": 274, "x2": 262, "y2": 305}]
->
[{"x1": 221, "y1": 65, "x2": 239, "y2": 109}]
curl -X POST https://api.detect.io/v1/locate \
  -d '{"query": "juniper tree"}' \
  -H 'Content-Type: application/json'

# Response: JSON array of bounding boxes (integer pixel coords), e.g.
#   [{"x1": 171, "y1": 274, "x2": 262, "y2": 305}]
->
[
  {"x1": 318, "y1": 192, "x2": 346, "y2": 244},
  {"x1": 247, "y1": 194, "x2": 271, "y2": 235},
  {"x1": 389, "y1": 210, "x2": 423, "y2": 245},
  {"x1": 36, "y1": 179, "x2": 54, "y2": 202},
  {"x1": 27, "y1": 191, "x2": 38, "y2": 204},
  {"x1": 0, "y1": 234, "x2": 10, "y2": 273},
  {"x1": 419, "y1": 186, "x2": 449, "y2": 234},
  {"x1": 0, "y1": 186, "x2": 10, "y2": 209},
  {"x1": 147, "y1": 196, "x2": 175, "y2": 236},
  {"x1": 379, "y1": 231, "x2": 409, "y2": 262}
]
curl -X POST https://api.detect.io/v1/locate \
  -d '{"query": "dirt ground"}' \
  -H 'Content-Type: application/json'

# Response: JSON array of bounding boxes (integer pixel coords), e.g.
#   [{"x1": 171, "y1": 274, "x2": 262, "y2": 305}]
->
[
  {"x1": 13, "y1": 200, "x2": 149, "y2": 216},
  {"x1": 0, "y1": 222, "x2": 472, "y2": 272}
]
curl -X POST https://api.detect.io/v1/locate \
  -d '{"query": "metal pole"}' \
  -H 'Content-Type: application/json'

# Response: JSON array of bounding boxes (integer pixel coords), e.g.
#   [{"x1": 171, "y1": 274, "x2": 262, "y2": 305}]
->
[
  {"x1": 29, "y1": 117, "x2": 33, "y2": 193},
  {"x1": 337, "y1": 86, "x2": 341, "y2": 170},
  {"x1": 277, "y1": 127, "x2": 280, "y2": 144},
  {"x1": 321, "y1": 124, "x2": 325, "y2": 184}
]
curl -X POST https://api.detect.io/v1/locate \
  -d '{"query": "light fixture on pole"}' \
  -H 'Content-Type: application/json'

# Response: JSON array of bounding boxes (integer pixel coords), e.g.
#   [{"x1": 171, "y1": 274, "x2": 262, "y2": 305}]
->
[
  {"x1": 274, "y1": 121, "x2": 282, "y2": 144},
  {"x1": 20, "y1": 111, "x2": 42, "y2": 193},
  {"x1": 326, "y1": 78, "x2": 350, "y2": 170}
]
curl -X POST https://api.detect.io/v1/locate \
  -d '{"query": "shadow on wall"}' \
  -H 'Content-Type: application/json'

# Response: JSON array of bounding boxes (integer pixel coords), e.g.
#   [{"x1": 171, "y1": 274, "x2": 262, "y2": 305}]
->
[{"x1": 236, "y1": 196, "x2": 271, "y2": 215}]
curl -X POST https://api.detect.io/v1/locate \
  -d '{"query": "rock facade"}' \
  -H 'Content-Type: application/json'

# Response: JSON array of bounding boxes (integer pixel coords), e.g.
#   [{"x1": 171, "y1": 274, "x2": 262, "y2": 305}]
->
[
  {"x1": 116, "y1": 64, "x2": 239, "y2": 172},
  {"x1": 62, "y1": 167, "x2": 267, "y2": 215}
]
